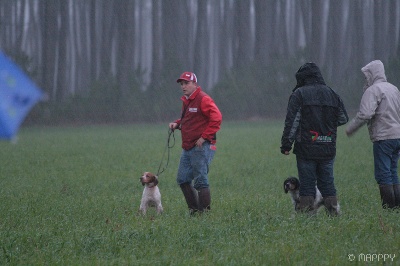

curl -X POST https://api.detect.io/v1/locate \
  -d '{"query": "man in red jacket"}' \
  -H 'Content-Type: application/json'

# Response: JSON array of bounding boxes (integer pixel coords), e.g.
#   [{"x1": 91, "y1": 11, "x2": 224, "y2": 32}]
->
[{"x1": 169, "y1": 72, "x2": 222, "y2": 215}]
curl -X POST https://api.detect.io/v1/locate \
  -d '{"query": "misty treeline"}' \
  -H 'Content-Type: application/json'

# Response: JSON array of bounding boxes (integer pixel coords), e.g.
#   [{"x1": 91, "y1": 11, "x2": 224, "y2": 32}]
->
[{"x1": 1, "y1": 0, "x2": 400, "y2": 124}]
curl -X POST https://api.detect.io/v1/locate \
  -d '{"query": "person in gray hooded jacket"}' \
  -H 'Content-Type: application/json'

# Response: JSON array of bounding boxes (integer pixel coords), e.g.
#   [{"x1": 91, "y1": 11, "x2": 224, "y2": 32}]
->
[{"x1": 346, "y1": 60, "x2": 400, "y2": 209}]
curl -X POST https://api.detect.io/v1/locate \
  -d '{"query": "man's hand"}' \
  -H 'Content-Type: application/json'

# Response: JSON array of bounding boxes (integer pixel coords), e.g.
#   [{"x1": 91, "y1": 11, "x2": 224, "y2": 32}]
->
[
  {"x1": 196, "y1": 137, "x2": 206, "y2": 147},
  {"x1": 169, "y1": 122, "x2": 178, "y2": 130},
  {"x1": 345, "y1": 128, "x2": 353, "y2": 137}
]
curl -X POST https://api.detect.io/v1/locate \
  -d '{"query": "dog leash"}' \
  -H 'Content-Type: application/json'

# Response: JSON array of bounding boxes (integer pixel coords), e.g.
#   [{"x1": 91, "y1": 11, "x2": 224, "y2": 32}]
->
[{"x1": 156, "y1": 128, "x2": 175, "y2": 176}]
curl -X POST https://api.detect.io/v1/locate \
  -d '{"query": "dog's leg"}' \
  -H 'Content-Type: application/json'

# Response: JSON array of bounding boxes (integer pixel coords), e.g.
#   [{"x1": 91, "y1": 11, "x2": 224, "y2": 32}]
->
[
  {"x1": 290, "y1": 193, "x2": 300, "y2": 210},
  {"x1": 139, "y1": 198, "x2": 147, "y2": 215},
  {"x1": 139, "y1": 205, "x2": 147, "y2": 215},
  {"x1": 314, "y1": 188, "x2": 324, "y2": 210},
  {"x1": 139, "y1": 208, "x2": 146, "y2": 215},
  {"x1": 156, "y1": 203, "x2": 163, "y2": 214}
]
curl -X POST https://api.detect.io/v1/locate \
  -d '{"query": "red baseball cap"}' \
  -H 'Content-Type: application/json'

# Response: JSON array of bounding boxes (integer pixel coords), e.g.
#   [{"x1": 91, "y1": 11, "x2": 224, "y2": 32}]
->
[{"x1": 176, "y1": 72, "x2": 197, "y2": 83}]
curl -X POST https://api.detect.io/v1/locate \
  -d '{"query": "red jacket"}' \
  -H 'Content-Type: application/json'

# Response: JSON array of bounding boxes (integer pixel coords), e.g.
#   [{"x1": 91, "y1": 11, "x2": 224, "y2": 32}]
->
[{"x1": 175, "y1": 87, "x2": 222, "y2": 150}]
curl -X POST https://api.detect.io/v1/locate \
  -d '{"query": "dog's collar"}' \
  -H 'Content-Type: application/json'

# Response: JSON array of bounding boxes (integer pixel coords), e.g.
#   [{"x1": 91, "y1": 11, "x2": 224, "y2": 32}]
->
[{"x1": 146, "y1": 183, "x2": 157, "y2": 188}]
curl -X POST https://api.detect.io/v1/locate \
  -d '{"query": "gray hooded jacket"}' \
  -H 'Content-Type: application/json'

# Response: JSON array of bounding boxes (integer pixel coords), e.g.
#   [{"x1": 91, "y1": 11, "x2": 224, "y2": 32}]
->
[{"x1": 346, "y1": 60, "x2": 400, "y2": 142}]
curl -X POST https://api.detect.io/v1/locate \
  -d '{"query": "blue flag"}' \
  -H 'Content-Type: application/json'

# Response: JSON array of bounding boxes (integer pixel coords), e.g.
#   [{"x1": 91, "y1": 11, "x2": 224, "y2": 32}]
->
[{"x1": 0, "y1": 51, "x2": 43, "y2": 140}]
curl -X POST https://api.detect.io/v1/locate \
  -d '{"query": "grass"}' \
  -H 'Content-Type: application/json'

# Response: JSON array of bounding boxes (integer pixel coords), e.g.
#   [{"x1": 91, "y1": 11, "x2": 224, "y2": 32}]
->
[{"x1": 0, "y1": 121, "x2": 399, "y2": 265}]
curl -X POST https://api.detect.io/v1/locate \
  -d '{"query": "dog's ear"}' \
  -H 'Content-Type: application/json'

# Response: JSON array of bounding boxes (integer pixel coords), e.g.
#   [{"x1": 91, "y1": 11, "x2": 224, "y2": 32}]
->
[
  {"x1": 283, "y1": 179, "x2": 289, "y2": 193},
  {"x1": 153, "y1": 176, "x2": 159, "y2": 186},
  {"x1": 294, "y1": 177, "x2": 300, "y2": 188}
]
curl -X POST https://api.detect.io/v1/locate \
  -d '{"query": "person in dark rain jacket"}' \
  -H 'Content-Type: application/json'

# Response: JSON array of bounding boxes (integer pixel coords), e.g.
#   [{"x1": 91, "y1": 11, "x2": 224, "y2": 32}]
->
[{"x1": 281, "y1": 62, "x2": 348, "y2": 215}]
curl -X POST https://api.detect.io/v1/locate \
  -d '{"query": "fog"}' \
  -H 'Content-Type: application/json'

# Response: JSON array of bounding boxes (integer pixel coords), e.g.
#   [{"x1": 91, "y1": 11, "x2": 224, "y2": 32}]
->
[{"x1": 1, "y1": 0, "x2": 399, "y2": 124}]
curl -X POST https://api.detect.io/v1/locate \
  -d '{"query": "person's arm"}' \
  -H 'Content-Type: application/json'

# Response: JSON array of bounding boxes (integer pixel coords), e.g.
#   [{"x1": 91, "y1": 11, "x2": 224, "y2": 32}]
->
[
  {"x1": 337, "y1": 96, "x2": 349, "y2": 127},
  {"x1": 346, "y1": 88, "x2": 377, "y2": 136},
  {"x1": 169, "y1": 102, "x2": 185, "y2": 130},
  {"x1": 281, "y1": 93, "x2": 301, "y2": 154},
  {"x1": 200, "y1": 96, "x2": 222, "y2": 141}
]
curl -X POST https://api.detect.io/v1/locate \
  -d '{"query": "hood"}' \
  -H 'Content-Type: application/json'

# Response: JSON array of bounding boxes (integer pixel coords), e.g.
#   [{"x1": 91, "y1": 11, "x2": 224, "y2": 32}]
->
[
  {"x1": 361, "y1": 60, "x2": 387, "y2": 87},
  {"x1": 293, "y1": 62, "x2": 326, "y2": 91}
]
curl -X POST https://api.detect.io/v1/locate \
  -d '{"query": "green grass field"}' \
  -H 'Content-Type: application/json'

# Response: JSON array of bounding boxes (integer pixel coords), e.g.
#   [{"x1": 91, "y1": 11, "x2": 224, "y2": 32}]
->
[{"x1": 1, "y1": 121, "x2": 399, "y2": 265}]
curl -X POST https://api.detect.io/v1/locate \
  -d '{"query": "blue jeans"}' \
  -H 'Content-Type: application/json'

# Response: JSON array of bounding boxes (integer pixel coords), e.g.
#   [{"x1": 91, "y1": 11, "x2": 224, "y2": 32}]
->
[
  {"x1": 296, "y1": 157, "x2": 336, "y2": 197},
  {"x1": 373, "y1": 139, "x2": 400, "y2": 185},
  {"x1": 176, "y1": 142, "x2": 216, "y2": 189}
]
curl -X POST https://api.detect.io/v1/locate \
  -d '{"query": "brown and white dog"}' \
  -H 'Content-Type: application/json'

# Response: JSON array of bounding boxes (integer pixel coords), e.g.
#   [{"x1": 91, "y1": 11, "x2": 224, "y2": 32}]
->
[
  {"x1": 139, "y1": 172, "x2": 163, "y2": 215},
  {"x1": 283, "y1": 176, "x2": 324, "y2": 211}
]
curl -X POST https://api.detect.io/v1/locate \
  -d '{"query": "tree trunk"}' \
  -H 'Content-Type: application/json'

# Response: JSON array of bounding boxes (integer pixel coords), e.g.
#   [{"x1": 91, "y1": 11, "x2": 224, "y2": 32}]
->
[
  {"x1": 115, "y1": 0, "x2": 135, "y2": 102},
  {"x1": 42, "y1": 0, "x2": 58, "y2": 101},
  {"x1": 233, "y1": 0, "x2": 252, "y2": 69},
  {"x1": 56, "y1": 0, "x2": 68, "y2": 102}
]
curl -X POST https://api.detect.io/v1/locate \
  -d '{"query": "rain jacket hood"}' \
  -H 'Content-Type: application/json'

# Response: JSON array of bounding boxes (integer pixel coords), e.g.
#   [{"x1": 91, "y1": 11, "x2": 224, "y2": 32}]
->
[
  {"x1": 361, "y1": 60, "x2": 387, "y2": 88},
  {"x1": 346, "y1": 60, "x2": 400, "y2": 142},
  {"x1": 294, "y1": 62, "x2": 326, "y2": 91}
]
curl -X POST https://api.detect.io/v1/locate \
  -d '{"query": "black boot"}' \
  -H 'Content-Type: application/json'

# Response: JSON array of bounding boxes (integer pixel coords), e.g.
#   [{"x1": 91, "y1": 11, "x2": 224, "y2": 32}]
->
[
  {"x1": 198, "y1": 187, "x2": 211, "y2": 212},
  {"x1": 180, "y1": 183, "x2": 199, "y2": 215},
  {"x1": 379, "y1": 185, "x2": 396, "y2": 209},
  {"x1": 323, "y1": 196, "x2": 340, "y2": 216},
  {"x1": 295, "y1": 196, "x2": 314, "y2": 213},
  {"x1": 393, "y1": 184, "x2": 400, "y2": 208}
]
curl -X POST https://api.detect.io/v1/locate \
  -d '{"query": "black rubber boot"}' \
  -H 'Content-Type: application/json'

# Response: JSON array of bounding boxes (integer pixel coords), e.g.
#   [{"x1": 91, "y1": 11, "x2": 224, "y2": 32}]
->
[
  {"x1": 180, "y1": 183, "x2": 199, "y2": 215},
  {"x1": 295, "y1": 196, "x2": 314, "y2": 213},
  {"x1": 379, "y1": 185, "x2": 396, "y2": 209},
  {"x1": 393, "y1": 184, "x2": 400, "y2": 208},
  {"x1": 198, "y1": 187, "x2": 211, "y2": 212},
  {"x1": 323, "y1": 196, "x2": 340, "y2": 216}
]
